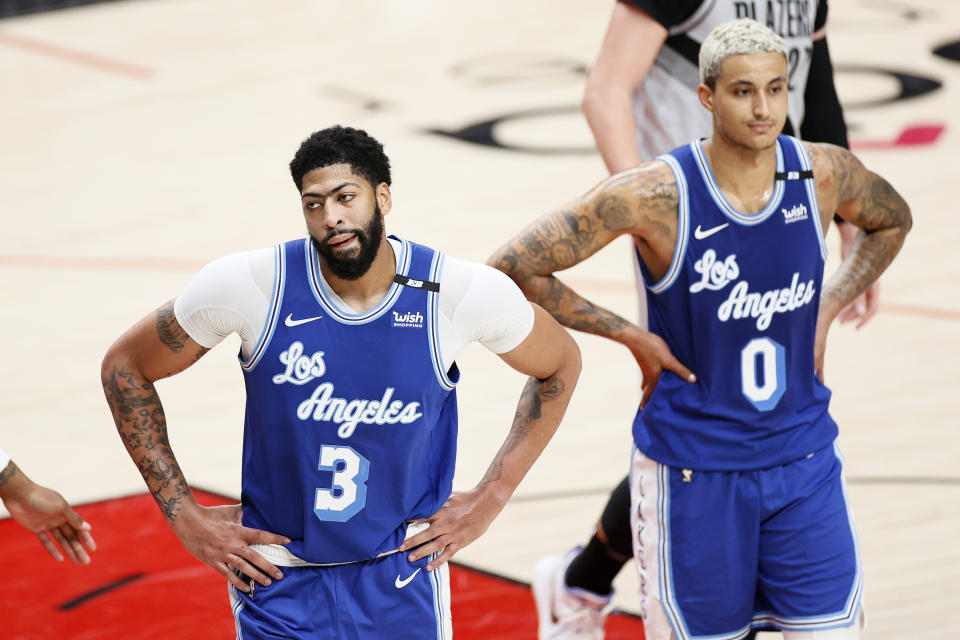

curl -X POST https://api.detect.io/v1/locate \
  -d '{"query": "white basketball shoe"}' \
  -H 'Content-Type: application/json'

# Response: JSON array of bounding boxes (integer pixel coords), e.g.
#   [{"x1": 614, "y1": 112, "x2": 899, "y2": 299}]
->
[{"x1": 533, "y1": 547, "x2": 615, "y2": 639}]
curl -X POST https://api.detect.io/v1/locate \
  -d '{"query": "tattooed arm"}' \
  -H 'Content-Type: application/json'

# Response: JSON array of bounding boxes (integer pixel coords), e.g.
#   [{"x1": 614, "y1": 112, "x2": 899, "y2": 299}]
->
[
  {"x1": 100, "y1": 299, "x2": 289, "y2": 592},
  {"x1": 489, "y1": 162, "x2": 695, "y2": 406},
  {"x1": 402, "y1": 305, "x2": 581, "y2": 570},
  {"x1": 0, "y1": 457, "x2": 96, "y2": 563},
  {"x1": 808, "y1": 142, "x2": 913, "y2": 375}
]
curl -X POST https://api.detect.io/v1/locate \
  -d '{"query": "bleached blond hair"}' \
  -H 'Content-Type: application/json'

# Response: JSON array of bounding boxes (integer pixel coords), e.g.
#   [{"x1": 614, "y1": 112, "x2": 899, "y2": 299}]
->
[{"x1": 699, "y1": 19, "x2": 787, "y2": 88}]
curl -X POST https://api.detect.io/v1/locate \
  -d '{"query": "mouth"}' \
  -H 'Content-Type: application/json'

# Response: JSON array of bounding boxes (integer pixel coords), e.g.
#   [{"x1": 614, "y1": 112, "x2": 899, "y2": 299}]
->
[
  {"x1": 749, "y1": 122, "x2": 775, "y2": 133},
  {"x1": 326, "y1": 232, "x2": 357, "y2": 248}
]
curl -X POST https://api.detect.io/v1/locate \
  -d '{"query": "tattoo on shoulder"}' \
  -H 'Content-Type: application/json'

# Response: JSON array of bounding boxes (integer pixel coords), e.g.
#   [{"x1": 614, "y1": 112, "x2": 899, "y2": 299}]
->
[
  {"x1": 810, "y1": 142, "x2": 860, "y2": 202},
  {"x1": 157, "y1": 300, "x2": 190, "y2": 353},
  {"x1": 0, "y1": 461, "x2": 16, "y2": 487},
  {"x1": 596, "y1": 195, "x2": 633, "y2": 232},
  {"x1": 631, "y1": 166, "x2": 679, "y2": 244}
]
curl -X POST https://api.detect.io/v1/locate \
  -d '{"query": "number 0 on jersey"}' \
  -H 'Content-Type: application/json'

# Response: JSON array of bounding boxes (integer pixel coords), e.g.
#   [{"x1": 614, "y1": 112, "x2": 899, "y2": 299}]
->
[{"x1": 740, "y1": 337, "x2": 787, "y2": 411}]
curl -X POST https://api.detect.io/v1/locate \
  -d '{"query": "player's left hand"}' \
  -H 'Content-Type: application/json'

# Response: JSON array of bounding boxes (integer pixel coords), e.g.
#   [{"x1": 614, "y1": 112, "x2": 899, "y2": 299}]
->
[
  {"x1": 400, "y1": 485, "x2": 508, "y2": 571},
  {"x1": 836, "y1": 280, "x2": 880, "y2": 328},
  {"x1": 835, "y1": 219, "x2": 881, "y2": 328}
]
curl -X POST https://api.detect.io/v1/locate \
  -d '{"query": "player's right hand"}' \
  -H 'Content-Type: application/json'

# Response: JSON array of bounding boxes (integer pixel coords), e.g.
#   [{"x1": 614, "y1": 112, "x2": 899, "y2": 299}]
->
[
  {"x1": 4, "y1": 481, "x2": 96, "y2": 564},
  {"x1": 622, "y1": 325, "x2": 696, "y2": 408},
  {"x1": 171, "y1": 503, "x2": 290, "y2": 593}
]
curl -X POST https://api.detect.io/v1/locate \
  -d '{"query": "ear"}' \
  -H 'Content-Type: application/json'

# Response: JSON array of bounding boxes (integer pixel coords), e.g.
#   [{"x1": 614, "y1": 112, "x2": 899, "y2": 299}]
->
[
  {"x1": 376, "y1": 182, "x2": 392, "y2": 216},
  {"x1": 697, "y1": 83, "x2": 715, "y2": 113}
]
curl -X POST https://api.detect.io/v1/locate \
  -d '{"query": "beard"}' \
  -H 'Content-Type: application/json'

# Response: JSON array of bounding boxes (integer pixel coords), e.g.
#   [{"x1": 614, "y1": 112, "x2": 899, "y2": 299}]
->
[{"x1": 311, "y1": 203, "x2": 384, "y2": 280}]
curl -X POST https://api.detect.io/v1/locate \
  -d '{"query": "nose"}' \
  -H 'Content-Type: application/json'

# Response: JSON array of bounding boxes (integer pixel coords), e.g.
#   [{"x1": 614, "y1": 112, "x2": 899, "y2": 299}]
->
[
  {"x1": 753, "y1": 92, "x2": 770, "y2": 119},
  {"x1": 320, "y1": 201, "x2": 346, "y2": 229}
]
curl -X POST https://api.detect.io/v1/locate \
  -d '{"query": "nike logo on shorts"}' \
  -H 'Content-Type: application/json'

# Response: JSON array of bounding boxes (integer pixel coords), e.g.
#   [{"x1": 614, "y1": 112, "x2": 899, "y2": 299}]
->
[
  {"x1": 284, "y1": 313, "x2": 322, "y2": 327},
  {"x1": 693, "y1": 223, "x2": 729, "y2": 240},
  {"x1": 395, "y1": 568, "x2": 421, "y2": 589}
]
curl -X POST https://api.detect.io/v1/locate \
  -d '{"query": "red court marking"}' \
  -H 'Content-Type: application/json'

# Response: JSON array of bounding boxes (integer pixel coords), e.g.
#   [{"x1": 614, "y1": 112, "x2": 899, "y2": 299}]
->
[
  {"x1": 0, "y1": 30, "x2": 155, "y2": 80},
  {"x1": 879, "y1": 301, "x2": 960, "y2": 321},
  {"x1": 452, "y1": 562, "x2": 647, "y2": 639},
  {"x1": 850, "y1": 124, "x2": 946, "y2": 150},
  {"x1": 0, "y1": 492, "x2": 645, "y2": 639}
]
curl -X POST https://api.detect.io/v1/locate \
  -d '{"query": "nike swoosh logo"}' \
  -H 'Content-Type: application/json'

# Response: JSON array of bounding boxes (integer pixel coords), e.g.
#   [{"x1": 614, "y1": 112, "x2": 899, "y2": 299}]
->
[
  {"x1": 693, "y1": 223, "x2": 729, "y2": 240},
  {"x1": 395, "y1": 568, "x2": 421, "y2": 589},
  {"x1": 284, "y1": 313, "x2": 322, "y2": 327}
]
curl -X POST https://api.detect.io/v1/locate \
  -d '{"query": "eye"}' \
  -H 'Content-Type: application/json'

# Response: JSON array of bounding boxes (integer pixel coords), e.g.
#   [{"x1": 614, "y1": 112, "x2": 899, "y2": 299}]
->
[
  {"x1": 305, "y1": 201, "x2": 321, "y2": 210},
  {"x1": 736, "y1": 88, "x2": 751, "y2": 97},
  {"x1": 769, "y1": 85, "x2": 783, "y2": 95},
  {"x1": 339, "y1": 193, "x2": 355, "y2": 202}
]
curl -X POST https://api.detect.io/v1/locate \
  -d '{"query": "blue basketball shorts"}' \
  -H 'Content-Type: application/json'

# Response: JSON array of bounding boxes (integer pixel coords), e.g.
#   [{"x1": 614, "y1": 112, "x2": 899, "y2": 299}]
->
[
  {"x1": 228, "y1": 550, "x2": 451, "y2": 639},
  {"x1": 629, "y1": 442, "x2": 863, "y2": 640}
]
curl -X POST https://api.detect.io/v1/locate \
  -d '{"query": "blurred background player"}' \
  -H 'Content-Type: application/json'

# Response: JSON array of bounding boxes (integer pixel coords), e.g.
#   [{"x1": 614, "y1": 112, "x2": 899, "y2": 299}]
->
[
  {"x1": 0, "y1": 446, "x2": 96, "y2": 564},
  {"x1": 494, "y1": 17, "x2": 910, "y2": 640},
  {"x1": 531, "y1": 2, "x2": 879, "y2": 637}
]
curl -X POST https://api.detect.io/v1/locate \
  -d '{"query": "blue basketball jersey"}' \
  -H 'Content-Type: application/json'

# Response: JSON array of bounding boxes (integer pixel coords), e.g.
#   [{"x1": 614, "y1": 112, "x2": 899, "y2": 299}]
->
[
  {"x1": 238, "y1": 236, "x2": 459, "y2": 564},
  {"x1": 634, "y1": 135, "x2": 838, "y2": 470}
]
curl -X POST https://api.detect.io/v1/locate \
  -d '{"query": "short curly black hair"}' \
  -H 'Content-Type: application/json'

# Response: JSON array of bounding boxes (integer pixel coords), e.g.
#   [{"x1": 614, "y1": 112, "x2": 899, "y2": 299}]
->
[{"x1": 289, "y1": 125, "x2": 392, "y2": 192}]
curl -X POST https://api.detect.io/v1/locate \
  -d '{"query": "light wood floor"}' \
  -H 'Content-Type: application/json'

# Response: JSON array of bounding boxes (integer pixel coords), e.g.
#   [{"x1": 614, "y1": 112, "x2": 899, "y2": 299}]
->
[{"x1": 0, "y1": 1, "x2": 957, "y2": 637}]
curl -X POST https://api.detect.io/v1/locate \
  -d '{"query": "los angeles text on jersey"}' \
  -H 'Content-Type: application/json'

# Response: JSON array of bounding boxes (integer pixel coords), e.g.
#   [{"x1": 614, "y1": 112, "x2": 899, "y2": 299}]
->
[
  {"x1": 734, "y1": 0, "x2": 813, "y2": 38},
  {"x1": 690, "y1": 252, "x2": 816, "y2": 331},
  {"x1": 272, "y1": 340, "x2": 423, "y2": 438}
]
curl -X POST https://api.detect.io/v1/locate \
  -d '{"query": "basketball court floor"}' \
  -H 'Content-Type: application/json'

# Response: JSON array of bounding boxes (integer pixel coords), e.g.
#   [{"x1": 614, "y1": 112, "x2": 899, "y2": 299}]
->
[{"x1": 1, "y1": 1, "x2": 957, "y2": 637}]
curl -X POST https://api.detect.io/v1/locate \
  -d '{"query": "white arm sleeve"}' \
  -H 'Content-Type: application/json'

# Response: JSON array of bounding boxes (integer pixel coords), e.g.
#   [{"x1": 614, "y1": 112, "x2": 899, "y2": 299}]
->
[
  {"x1": 173, "y1": 247, "x2": 276, "y2": 361},
  {"x1": 437, "y1": 255, "x2": 535, "y2": 371},
  {"x1": 0, "y1": 446, "x2": 10, "y2": 473},
  {"x1": 173, "y1": 243, "x2": 533, "y2": 371}
]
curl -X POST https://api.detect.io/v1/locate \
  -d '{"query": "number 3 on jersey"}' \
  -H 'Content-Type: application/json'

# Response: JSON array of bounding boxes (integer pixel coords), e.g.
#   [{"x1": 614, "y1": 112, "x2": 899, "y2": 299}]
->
[
  {"x1": 314, "y1": 445, "x2": 370, "y2": 522},
  {"x1": 740, "y1": 337, "x2": 787, "y2": 411}
]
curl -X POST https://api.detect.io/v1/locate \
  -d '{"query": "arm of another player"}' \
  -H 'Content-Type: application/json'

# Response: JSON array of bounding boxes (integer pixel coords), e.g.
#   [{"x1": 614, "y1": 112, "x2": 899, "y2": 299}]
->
[
  {"x1": 488, "y1": 164, "x2": 694, "y2": 406},
  {"x1": 0, "y1": 455, "x2": 95, "y2": 564},
  {"x1": 100, "y1": 301, "x2": 290, "y2": 592},
  {"x1": 403, "y1": 304, "x2": 581, "y2": 570},
  {"x1": 582, "y1": 1, "x2": 667, "y2": 174},
  {"x1": 808, "y1": 143, "x2": 913, "y2": 376}
]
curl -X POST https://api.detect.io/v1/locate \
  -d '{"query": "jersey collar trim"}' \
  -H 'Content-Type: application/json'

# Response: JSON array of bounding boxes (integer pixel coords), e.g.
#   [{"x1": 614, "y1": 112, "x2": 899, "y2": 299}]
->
[
  {"x1": 692, "y1": 138, "x2": 785, "y2": 225},
  {"x1": 305, "y1": 235, "x2": 410, "y2": 324}
]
